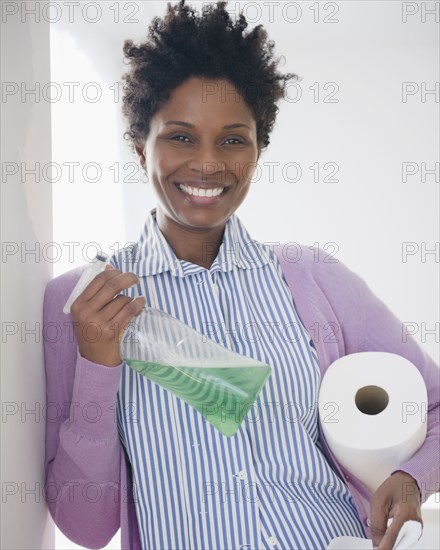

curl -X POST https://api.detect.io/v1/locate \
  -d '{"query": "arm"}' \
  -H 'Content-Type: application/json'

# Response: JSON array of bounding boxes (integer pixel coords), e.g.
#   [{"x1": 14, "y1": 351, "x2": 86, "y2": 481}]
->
[
  {"x1": 354, "y1": 271, "x2": 439, "y2": 549},
  {"x1": 318, "y1": 256, "x2": 439, "y2": 549},
  {"x1": 44, "y1": 271, "x2": 123, "y2": 549},
  {"x1": 354, "y1": 270, "x2": 439, "y2": 503}
]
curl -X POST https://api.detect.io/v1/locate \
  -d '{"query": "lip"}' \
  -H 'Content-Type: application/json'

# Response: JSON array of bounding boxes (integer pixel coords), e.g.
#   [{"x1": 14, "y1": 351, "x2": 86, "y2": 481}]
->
[
  {"x1": 174, "y1": 181, "x2": 229, "y2": 205},
  {"x1": 176, "y1": 180, "x2": 229, "y2": 190}
]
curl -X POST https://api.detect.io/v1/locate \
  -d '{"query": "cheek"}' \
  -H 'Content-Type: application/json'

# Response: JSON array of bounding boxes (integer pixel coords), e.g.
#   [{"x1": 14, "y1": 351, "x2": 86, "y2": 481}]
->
[
  {"x1": 236, "y1": 165, "x2": 255, "y2": 188},
  {"x1": 147, "y1": 152, "x2": 179, "y2": 183},
  {"x1": 233, "y1": 151, "x2": 258, "y2": 180}
]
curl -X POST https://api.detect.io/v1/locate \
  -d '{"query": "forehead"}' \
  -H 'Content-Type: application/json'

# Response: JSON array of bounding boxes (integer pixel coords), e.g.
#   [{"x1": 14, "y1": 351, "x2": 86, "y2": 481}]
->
[{"x1": 151, "y1": 76, "x2": 256, "y2": 131}]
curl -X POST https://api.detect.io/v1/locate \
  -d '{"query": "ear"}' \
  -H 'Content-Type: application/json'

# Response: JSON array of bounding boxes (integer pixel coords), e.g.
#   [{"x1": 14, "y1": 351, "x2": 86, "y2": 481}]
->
[{"x1": 135, "y1": 143, "x2": 146, "y2": 170}]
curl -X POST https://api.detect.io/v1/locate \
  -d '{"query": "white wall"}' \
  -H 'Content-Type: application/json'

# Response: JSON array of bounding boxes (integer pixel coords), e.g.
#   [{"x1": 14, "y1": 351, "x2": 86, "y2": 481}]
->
[{"x1": 0, "y1": 10, "x2": 54, "y2": 550}]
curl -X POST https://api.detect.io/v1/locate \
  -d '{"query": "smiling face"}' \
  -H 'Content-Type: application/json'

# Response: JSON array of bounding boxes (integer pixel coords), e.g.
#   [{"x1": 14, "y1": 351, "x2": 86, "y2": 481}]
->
[{"x1": 135, "y1": 76, "x2": 260, "y2": 235}]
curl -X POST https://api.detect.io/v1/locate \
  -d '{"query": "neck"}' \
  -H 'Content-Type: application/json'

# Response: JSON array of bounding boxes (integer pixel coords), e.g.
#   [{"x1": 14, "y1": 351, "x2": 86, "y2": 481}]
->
[{"x1": 155, "y1": 209, "x2": 226, "y2": 270}]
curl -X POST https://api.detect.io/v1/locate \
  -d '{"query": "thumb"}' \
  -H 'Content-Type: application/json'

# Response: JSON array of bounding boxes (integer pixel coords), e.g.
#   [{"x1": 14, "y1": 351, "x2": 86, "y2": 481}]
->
[{"x1": 370, "y1": 500, "x2": 390, "y2": 549}]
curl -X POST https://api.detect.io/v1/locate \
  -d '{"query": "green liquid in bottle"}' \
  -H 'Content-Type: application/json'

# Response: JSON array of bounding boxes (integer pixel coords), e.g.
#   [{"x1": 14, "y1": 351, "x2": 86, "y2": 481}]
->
[{"x1": 125, "y1": 359, "x2": 271, "y2": 437}]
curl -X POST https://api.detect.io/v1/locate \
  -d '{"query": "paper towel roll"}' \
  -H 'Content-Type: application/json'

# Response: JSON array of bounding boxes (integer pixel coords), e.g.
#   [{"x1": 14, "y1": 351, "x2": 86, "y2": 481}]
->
[{"x1": 318, "y1": 352, "x2": 427, "y2": 493}]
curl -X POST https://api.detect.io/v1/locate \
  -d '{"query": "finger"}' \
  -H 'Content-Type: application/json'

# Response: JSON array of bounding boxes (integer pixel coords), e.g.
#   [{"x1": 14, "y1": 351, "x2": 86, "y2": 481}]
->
[
  {"x1": 75, "y1": 267, "x2": 123, "y2": 305},
  {"x1": 108, "y1": 296, "x2": 147, "y2": 343},
  {"x1": 87, "y1": 272, "x2": 140, "y2": 311},
  {"x1": 370, "y1": 499, "x2": 390, "y2": 549},
  {"x1": 377, "y1": 516, "x2": 405, "y2": 550},
  {"x1": 99, "y1": 294, "x2": 134, "y2": 321},
  {"x1": 99, "y1": 292, "x2": 146, "y2": 322}
]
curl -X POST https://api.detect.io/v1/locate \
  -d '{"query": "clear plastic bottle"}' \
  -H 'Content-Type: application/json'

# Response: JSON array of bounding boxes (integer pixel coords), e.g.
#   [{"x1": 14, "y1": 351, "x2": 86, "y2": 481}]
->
[
  {"x1": 120, "y1": 307, "x2": 271, "y2": 437},
  {"x1": 62, "y1": 253, "x2": 271, "y2": 437}
]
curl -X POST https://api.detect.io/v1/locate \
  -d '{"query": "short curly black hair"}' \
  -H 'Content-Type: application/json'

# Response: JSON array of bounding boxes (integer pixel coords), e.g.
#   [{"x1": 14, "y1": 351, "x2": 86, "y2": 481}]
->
[{"x1": 121, "y1": 0, "x2": 297, "y2": 155}]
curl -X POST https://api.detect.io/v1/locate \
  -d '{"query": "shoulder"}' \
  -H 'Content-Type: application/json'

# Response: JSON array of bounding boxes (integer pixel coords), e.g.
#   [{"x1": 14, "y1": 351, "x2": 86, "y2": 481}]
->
[
  {"x1": 273, "y1": 242, "x2": 360, "y2": 280},
  {"x1": 43, "y1": 266, "x2": 88, "y2": 367},
  {"x1": 43, "y1": 265, "x2": 87, "y2": 316},
  {"x1": 273, "y1": 243, "x2": 366, "y2": 307}
]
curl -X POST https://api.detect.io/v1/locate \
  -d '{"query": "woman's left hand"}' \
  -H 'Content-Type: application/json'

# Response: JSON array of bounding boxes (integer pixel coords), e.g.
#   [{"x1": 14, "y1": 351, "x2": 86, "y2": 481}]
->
[{"x1": 370, "y1": 470, "x2": 423, "y2": 550}]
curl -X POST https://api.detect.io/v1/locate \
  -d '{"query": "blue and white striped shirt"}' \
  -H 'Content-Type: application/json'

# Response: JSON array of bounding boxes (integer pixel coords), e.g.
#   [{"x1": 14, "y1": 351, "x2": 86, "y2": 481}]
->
[{"x1": 110, "y1": 207, "x2": 365, "y2": 550}]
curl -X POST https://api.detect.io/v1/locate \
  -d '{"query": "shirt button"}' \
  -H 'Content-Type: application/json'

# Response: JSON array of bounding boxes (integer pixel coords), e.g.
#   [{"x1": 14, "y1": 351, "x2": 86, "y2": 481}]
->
[
  {"x1": 237, "y1": 470, "x2": 247, "y2": 480},
  {"x1": 268, "y1": 536, "x2": 278, "y2": 547},
  {"x1": 365, "y1": 517, "x2": 371, "y2": 527},
  {"x1": 345, "y1": 474, "x2": 350, "y2": 482}
]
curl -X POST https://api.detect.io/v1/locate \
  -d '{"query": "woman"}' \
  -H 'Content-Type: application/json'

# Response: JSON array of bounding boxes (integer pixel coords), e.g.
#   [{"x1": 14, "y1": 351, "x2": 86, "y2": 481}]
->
[{"x1": 43, "y1": 1, "x2": 439, "y2": 549}]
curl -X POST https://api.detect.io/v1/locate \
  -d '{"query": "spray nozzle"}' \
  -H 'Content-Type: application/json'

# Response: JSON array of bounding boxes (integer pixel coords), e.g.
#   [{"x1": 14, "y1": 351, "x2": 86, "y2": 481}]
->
[{"x1": 63, "y1": 252, "x2": 109, "y2": 314}]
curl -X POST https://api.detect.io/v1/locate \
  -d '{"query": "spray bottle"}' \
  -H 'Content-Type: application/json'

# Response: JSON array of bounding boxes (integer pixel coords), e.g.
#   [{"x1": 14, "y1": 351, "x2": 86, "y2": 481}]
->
[{"x1": 63, "y1": 253, "x2": 271, "y2": 436}]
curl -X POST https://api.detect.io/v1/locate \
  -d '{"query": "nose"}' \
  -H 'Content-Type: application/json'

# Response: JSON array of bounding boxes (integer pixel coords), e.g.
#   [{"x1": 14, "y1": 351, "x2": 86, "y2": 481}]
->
[{"x1": 186, "y1": 142, "x2": 226, "y2": 178}]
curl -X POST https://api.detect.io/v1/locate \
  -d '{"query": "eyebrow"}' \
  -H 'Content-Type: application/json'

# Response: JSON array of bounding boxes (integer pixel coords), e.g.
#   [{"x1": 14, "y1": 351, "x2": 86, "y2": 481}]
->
[{"x1": 164, "y1": 120, "x2": 251, "y2": 130}]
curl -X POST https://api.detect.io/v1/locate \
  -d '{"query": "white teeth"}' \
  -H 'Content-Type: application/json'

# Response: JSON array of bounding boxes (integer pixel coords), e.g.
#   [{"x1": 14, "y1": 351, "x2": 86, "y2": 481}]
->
[{"x1": 178, "y1": 184, "x2": 225, "y2": 197}]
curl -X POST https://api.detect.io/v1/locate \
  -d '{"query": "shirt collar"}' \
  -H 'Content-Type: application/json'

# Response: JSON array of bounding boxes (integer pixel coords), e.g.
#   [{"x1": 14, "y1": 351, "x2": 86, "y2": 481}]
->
[{"x1": 120, "y1": 207, "x2": 270, "y2": 277}]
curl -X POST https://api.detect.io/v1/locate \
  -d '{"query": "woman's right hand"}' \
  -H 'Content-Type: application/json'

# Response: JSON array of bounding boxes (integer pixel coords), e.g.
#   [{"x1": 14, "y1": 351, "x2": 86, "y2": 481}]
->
[{"x1": 70, "y1": 264, "x2": 146, "y2": 367}]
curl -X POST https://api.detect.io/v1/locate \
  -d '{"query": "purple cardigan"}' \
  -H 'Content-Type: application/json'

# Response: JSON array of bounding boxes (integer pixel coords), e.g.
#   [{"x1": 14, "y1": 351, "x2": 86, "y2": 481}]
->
[{"x1": 43, "y1": 244, "x2": 440, "y2": 549}]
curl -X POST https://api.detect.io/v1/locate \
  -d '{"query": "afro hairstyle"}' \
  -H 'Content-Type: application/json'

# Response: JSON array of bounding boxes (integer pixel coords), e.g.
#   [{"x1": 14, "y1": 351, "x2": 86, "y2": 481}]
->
[{"x1": 121, "y1": 0, "x2": 298, "y2": 154}]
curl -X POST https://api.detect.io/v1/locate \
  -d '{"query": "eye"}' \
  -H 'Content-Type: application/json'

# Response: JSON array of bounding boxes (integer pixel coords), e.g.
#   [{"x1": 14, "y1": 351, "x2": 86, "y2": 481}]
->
[
  {"x1": 166, "y1": 134, "x2": 245, "y2": 145},
  {"x1": 224, "y1": 137, "x2": 244, "y2": 145},
  {"x1": 169, "y1": 134, "x2": 190, "y2": 143}
]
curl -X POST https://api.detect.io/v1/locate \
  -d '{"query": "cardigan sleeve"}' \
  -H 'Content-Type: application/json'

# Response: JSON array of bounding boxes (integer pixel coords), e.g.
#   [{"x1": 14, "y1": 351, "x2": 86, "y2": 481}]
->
[
  {"x1": 315, "y1": 254, "x2": 440, "y2": 505},
  {"x1": 43, "y1": 271, "x2": 124, "y2": 549},
  {"x1": 355, "y1": 271, "x2": 439, "y2": 504}
]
